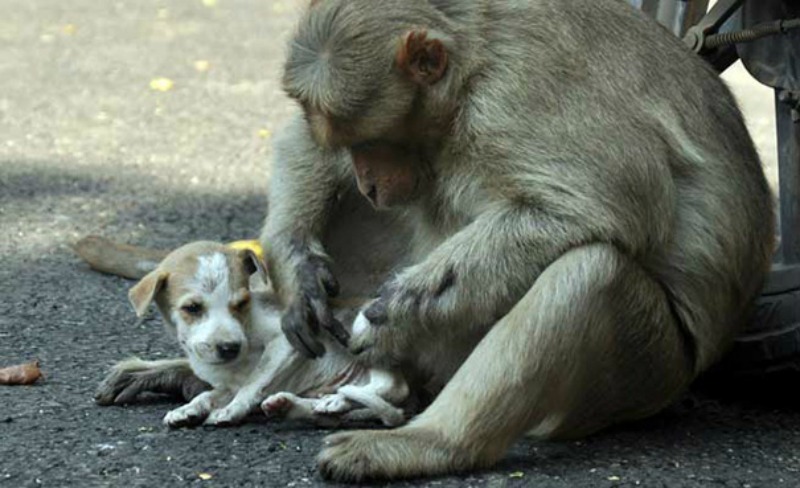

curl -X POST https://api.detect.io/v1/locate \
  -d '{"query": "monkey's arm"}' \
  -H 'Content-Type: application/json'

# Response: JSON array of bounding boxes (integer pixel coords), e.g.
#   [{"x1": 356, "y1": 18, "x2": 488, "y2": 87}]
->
[
  {"x1": 353, "y1": 205, "x2": 600, "y2": 360},
  {"x1": 261, "y1": 113, "x2": 353, "y2": 358}
]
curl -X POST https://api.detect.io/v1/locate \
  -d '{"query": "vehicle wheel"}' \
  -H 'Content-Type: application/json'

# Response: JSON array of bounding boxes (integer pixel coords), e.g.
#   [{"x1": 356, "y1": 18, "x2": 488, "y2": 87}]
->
[{"x1": 719, "y1": 265, "x2": 800, "y2": 375}]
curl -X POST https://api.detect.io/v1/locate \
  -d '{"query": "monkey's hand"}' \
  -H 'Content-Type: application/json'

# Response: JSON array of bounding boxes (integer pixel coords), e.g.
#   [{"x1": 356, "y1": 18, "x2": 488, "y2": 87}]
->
[
  {"x1": 279, "y1": 248, "x2": 350, "y2": 359},
  {"x1": 351, "y1": 207, "x2": 592, "y2": 363},
  {"x1": 348, "y1": 271, "x2": 452, "y2": 364}
]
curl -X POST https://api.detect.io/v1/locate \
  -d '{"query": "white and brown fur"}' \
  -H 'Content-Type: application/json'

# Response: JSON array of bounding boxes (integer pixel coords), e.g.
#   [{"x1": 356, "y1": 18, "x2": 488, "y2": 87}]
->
[{"x1": 85, "y1": 238, "x2": 409, "y2": 428}]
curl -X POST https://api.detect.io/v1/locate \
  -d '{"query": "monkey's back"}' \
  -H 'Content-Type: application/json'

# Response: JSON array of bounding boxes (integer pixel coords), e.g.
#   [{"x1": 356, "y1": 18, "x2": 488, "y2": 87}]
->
[{"x1": 457, "y1": 0, "x2": 775, "y2": 372}]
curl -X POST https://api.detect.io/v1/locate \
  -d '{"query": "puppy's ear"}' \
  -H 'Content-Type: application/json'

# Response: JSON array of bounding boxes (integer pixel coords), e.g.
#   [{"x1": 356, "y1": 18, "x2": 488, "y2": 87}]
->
[
  {"x1": 239, "y1": 249, "x2": 269, "y2": 285},
  {"x1": 128, "y1": 271, "x2": 169, "y2": 318}
]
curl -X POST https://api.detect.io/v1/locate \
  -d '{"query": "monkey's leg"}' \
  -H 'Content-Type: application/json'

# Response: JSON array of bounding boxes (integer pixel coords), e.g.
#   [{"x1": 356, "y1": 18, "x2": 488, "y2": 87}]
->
[
  {"x1": 95, "y1": 358, "x2": 210, "y2": 405},
  {"x1": 318, "y1": 243, "x2": 695, "y2": 481}
]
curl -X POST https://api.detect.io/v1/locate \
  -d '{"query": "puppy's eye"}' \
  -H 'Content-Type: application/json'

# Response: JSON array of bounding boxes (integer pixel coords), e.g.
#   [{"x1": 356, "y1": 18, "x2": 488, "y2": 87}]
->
[
  {"x1": 182, "y1": 303, "x2": 203, "y2": 316},
  {"x1": 231, "y1": 295, "x2": 251, "y2": 312}
]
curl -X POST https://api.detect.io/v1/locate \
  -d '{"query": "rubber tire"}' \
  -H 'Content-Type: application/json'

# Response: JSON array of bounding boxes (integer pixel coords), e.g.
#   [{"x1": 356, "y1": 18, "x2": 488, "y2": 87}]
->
[{"x1": 721, "y1": 283, "x2": 800, "y2": 375}]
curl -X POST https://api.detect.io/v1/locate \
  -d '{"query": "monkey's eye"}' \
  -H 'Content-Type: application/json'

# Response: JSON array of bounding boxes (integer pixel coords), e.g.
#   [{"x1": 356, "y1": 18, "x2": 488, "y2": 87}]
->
[{"x1": 181, "y1": 302, "x2": 204, "y2": 316}]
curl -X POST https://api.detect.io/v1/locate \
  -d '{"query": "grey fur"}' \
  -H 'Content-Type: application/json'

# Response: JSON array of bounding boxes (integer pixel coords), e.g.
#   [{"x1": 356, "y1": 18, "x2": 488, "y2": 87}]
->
[
  {"x1": 264, "y1": 0, "x2": 775, "y2": 482},
  {"x1": 95, "y1": 358, "x2": 209, "y2": 405}
]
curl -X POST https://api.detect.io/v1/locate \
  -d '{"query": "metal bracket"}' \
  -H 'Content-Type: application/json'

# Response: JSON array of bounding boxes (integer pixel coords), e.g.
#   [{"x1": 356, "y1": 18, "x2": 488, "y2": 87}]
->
[
  {"x1": 683, "y1": 0, "x2": 744, "y2": 52},
  {"x1": 778, "y1": 90, "x2": 800, "y2": 122}
]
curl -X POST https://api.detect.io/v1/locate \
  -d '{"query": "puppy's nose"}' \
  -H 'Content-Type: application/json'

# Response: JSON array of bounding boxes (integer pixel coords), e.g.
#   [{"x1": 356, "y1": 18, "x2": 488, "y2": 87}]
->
[{"x1": 216, "y1": 342, "x2": 241, "y2": 361}]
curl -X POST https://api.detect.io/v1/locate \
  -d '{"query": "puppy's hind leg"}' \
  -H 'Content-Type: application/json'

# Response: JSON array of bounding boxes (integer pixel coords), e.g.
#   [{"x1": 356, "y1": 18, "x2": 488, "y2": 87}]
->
[
  {"x1": 95, "y1": 357, "x2": 210, "y2": 405},
  {"x1": 262, "y1": 392, "x2": 326, "y2": 421},
  {"x1": 332, "y1": 369, "x2": 408, "y2": 427},
  {"x1": 318, "y1": 244, "x2": 695, "y2": 482}
]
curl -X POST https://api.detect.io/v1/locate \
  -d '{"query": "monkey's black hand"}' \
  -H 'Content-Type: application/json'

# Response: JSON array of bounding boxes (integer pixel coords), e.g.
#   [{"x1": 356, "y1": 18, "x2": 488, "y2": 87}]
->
[
  {"x1": 349, "y1": 268, "x2": 456, "y2": 363},
  {"x1": 381, "y1": 266, "x2": 456, "y2": 326},
  {"x1": 281, "y1": 253, "x2": 350, "y2": 359}
]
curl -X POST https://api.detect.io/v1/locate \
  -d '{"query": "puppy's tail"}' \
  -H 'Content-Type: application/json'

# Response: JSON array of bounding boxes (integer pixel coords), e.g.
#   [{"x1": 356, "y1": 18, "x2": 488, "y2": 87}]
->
[{"x1": 72, "y1": 236, "x2": 169, "y2": 280}]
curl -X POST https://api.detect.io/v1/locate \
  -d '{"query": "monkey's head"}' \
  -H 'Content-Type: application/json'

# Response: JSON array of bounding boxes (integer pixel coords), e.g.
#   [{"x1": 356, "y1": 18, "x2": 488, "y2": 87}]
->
[{"x1": 283, "y1": 0, "x2": 456, "y2": 209}]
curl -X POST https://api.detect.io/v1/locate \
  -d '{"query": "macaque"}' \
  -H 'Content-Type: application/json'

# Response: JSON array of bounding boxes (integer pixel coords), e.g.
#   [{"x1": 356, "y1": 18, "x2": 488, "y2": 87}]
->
[
  {"x1": 93, "y1": 0, "x2": 776, "y2": 482},
  {"x1": 260, "y1": 0, "x2": 775, "y2": 482}
]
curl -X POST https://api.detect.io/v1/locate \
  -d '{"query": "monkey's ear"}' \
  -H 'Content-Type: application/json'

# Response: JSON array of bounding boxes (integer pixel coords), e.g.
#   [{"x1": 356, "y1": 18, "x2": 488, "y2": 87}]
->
[
  {"x1": 396, "y1": 30, "x2": 449, "y2": 85},
  {"x1": 128, "y1": 271, "x2": 168, "y2": 318}
]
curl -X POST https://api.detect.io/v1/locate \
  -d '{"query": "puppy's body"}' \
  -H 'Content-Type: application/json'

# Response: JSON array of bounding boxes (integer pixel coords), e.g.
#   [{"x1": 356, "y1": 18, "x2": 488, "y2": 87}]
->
[{"x1": 93, "y1": 239, "x2": 408, "y2": 428}]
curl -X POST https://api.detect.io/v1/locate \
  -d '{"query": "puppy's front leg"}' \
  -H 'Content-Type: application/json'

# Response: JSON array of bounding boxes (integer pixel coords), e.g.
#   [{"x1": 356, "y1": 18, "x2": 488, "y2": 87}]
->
[
  {"x1": 164, "y1": 389, "x2": 232, "y2": 428},
  {"x1": 204, "y1": 394, "x2": 255, "y2": 426},
  {"x1": 205, "y1": 344, "x2": 305, "y2": 426}
]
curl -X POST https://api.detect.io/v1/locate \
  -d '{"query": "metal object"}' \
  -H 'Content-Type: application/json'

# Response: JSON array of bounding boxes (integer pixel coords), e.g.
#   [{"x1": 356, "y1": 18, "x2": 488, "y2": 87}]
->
[
  {"x1": 738, "y1": 0, "x2": 800, "y2": 91},
  {"x1": 631, "y1": 0, "x2": 710, "y2": 37},
  {"x1": 768, "y1": 90, "x2": 800, "y2": 294},
  {"x1": 683, "y1": 0, "x2": 744, "y2": 52}
]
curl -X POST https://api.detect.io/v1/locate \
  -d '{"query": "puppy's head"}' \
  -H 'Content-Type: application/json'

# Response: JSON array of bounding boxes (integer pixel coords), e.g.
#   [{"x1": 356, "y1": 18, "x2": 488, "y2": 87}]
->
[{"x1": 128, "y1": 241, "x2": 268, "y2": 366}]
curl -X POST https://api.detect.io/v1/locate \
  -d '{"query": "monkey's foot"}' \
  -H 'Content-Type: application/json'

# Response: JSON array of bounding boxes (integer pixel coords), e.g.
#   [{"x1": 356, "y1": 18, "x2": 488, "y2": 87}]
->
[
  {"x1": 95, "y1": 359, "x2": 209, "y2": 406},
  {"x1": 318, "y1": 428, "x2": 473, "y2": 482}
]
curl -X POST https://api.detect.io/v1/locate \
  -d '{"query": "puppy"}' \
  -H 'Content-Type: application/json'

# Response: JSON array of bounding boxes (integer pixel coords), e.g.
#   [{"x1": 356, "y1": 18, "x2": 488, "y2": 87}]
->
[{"x1": 117, "y1": 240, "x2": 409, "y2": 428}]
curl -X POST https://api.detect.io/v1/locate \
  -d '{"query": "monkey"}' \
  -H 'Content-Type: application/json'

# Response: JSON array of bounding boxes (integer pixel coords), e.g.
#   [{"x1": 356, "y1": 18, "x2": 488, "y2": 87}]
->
[
  {"x1": 259, "y1": 0, "x2": 775, "y2": 482},
  {"x1": 94, "y1": 0, "x2": 775, "y2": 482}
]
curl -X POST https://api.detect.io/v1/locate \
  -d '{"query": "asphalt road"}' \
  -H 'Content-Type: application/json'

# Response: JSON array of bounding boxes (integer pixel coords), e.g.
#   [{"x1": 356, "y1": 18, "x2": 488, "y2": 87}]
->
[{"x1": 2, "y1": 1, "x2": 800, "y2": 487}]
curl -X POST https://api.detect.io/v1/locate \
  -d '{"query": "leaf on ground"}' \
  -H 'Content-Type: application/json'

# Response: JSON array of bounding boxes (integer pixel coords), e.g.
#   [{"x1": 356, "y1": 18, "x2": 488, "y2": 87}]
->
[
  {"x1": 63, "y1": 24, "x2": 77, "y2": 35},
  {"x1": 149, "y1": 78, "x2": 174, "y2": 92},
  {"x1": 198, "y1": 472, "x2": 213, "y2": 480},
  {"x1": 0, "y1": 361, "x2": 43, "y2": 385},
  {"x1": 194, "y1": 60, "x2": 210, "y2": 72},
  {"x1": 509, "y1": 471, "x2": 524, "y2": 479}
]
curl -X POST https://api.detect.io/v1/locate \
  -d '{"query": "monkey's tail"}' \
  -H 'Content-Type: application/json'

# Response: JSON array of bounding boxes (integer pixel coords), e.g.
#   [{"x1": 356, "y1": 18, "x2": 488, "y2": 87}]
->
[{"x1": 72, "y1": 236, "x2": 169, "y2": 280}]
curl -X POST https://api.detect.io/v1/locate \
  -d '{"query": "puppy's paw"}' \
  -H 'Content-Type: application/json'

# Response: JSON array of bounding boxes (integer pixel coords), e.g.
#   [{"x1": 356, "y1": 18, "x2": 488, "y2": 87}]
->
[
  {"x1": 163, "y1": 403, "x2": 208, "y2": 428},
  {"x1": 348, "y1": 311, "x2": 378, "y2": 355},
  {"x1": 313, "y1": 394, "x2": 352, "y2": 416},
  {"x1": 348, "y1": 310, "x2": 406, "y2": 367},
  {"x1": 261, "y1": 392, "x2": 298, "y2": 418},
  {"x1": 204, "y1": 402, "x2": 249, "y2": 427}
]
